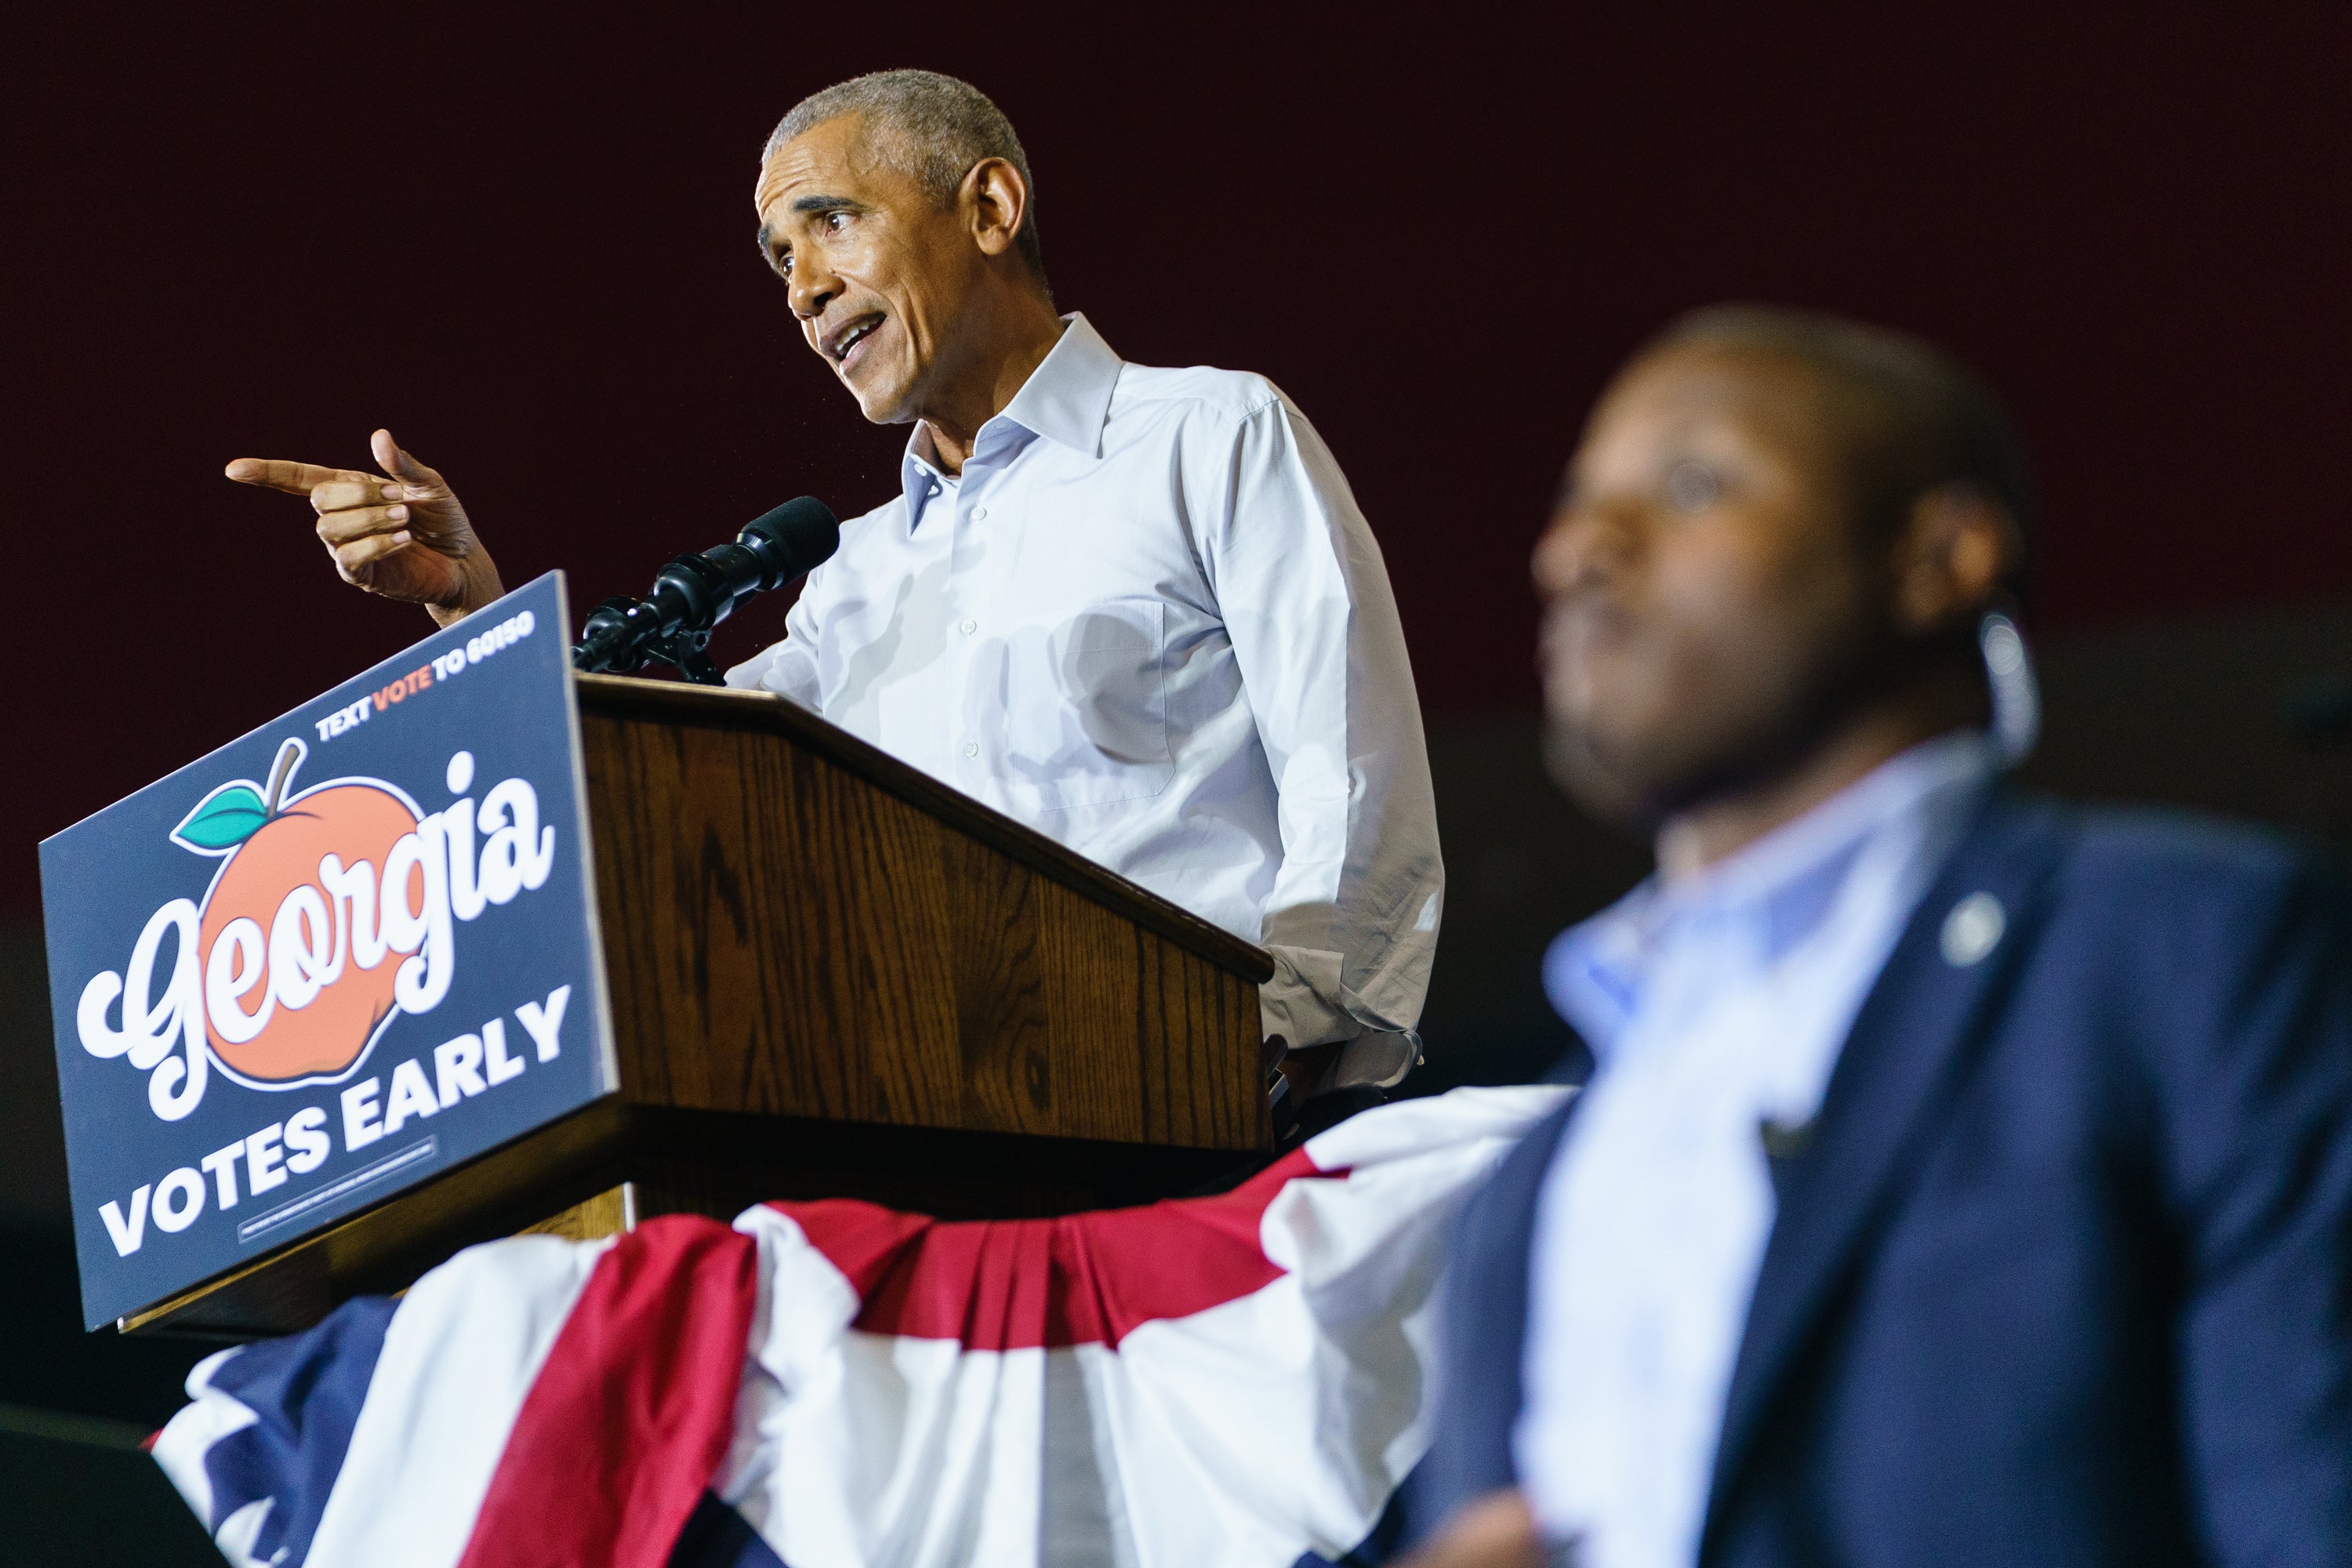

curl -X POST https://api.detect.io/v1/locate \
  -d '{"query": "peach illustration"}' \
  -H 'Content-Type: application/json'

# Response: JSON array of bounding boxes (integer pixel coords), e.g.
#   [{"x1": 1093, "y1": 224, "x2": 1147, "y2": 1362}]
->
[{"x1": 176, "y1": 742, "x2": 420, "y2": 1081}]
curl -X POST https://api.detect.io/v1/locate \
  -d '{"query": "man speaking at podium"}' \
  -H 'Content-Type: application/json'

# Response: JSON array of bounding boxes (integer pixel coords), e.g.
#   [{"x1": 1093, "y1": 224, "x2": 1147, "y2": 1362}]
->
[{"x1": 227, "y1": 70, "x2": 1442, "y2": 1111}]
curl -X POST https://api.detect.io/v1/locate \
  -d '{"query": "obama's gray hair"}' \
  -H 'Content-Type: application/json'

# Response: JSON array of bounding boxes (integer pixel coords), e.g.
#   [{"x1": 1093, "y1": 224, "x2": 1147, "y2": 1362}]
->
[{"x1": 766, "y1": 69, "x2": 1047, "y2": 291}]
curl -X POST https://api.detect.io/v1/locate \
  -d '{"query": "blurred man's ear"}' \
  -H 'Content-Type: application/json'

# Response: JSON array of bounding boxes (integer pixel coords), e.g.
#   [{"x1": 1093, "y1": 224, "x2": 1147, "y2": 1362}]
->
[{"x1": 1890, "y1": 485, "x2": 2021, "y2": 637}]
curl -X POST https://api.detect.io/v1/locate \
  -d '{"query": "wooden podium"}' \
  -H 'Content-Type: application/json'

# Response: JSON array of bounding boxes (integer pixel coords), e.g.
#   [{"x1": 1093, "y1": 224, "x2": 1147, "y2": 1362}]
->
[{"x1": 128, "y1": 674, "x2": 1275, "y2": 1336}]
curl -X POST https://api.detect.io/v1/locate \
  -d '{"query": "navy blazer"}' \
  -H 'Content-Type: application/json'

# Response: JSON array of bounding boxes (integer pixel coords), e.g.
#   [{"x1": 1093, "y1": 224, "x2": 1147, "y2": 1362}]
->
[{"x1": 1417, "y1": 791, "x2": 2352, "y2": 1566}]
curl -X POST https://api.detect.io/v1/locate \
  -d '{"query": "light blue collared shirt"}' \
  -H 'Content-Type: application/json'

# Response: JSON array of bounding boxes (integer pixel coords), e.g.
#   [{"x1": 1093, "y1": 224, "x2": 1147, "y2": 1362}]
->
[
  {"x1": 1515, "y1": 731, "x2": 2001, "y2": 1568},
  {"x1": 726, "y1": 314, "x2": 1442, "y2": 1083}
]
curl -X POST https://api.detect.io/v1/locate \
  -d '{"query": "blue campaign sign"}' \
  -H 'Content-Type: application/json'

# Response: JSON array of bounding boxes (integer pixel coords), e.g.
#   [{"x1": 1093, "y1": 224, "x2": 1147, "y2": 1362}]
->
[{"x1": 40, "y1": 573, "x2": 614, "y2": 1328}]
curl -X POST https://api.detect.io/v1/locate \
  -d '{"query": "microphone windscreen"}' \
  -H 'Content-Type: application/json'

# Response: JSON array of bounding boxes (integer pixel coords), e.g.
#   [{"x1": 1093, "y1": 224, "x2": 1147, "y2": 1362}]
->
[{"x1": 742, "y1": 496, "x2": 840, "y2": 585}]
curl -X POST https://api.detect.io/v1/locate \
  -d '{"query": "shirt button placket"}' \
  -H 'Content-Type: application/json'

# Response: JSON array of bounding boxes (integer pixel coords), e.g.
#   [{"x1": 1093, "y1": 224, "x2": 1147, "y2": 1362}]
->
[{"x1": 953, "y1": 475, "x2": 990, "y2": 773}]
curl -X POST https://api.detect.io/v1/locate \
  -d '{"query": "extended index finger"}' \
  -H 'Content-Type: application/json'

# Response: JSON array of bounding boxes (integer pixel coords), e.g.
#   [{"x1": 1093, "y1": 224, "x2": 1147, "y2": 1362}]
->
[{"x1": 224, "y1": 458, "x2": 379, "y2": 497}]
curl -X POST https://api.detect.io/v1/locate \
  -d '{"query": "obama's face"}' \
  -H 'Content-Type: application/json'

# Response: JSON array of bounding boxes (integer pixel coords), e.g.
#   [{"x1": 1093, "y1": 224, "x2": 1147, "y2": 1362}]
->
[
  {"x1": 755, "y1": 114, "x2": 993, "y2": 426},
  {"x1": 1535, "y1": 347, "x2": 1889, "y2": 825}
]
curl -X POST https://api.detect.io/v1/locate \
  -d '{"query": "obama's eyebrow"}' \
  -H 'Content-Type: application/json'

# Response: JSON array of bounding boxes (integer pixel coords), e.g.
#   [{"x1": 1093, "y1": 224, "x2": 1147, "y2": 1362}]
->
[{"x1": 757, "y1": 196, "x2": 866, "y2": 260}]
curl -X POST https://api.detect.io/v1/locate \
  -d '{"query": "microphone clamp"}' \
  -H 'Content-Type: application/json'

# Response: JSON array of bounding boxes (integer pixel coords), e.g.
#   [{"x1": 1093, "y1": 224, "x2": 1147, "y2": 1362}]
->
[{"x1": 570, "y1": 496, "x2": 840, "y2": 684}]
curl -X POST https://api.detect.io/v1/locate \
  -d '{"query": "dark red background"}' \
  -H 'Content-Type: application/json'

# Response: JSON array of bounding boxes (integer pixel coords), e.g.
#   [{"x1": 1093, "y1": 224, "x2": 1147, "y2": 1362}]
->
[{"x1": 10, "y1": 3, "x2": 2350, "y2": 915}]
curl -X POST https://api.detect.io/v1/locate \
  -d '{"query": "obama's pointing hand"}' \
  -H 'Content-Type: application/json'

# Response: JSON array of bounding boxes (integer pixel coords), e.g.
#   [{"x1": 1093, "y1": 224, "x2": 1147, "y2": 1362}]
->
[{"x1": 227, "y1": 430, "x2": 504, "y2": 627}]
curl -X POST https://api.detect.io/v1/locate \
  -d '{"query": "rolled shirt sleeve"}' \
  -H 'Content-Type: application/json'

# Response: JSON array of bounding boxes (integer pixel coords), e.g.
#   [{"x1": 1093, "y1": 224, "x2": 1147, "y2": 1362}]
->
[{"x1": 1200, "y1": 394, "x2": 1443, "y2": 1087}]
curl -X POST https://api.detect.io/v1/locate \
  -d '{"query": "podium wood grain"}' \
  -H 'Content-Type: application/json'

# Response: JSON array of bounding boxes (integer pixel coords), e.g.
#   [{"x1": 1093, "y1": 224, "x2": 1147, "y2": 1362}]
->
[
  {"x1": 125, "y1": 673, "x2": 1273, "y2": 1335},
  {"x1": 579, "y1": 677, "x2": 1268, "y2": 1147}
]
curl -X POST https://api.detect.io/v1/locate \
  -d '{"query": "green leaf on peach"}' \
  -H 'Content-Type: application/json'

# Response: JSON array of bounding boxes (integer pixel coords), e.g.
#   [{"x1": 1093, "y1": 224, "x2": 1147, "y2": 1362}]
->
[{"x1": 171, "y1": 783, "x2": 270, "y2": 855}]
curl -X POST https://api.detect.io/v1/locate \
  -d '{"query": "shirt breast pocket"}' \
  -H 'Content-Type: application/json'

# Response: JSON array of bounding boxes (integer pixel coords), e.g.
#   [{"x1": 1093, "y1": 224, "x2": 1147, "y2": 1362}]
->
[{"x1": 1000, "y1": 600, "x2": 1174, "y2": 812}]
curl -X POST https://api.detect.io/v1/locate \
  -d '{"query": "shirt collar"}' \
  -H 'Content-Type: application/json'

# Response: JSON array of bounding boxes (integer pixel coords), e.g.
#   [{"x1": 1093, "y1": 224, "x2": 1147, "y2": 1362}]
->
[
  {"x1": 1544, "y1": 728, "x2": 2001, "y2": 1052},
  {"x1": 997, "y1": 312, "x2": 1121, "y2": 458},
  {"x1": 897, "y1": 313, "x2": 1122, "y2": 528}
]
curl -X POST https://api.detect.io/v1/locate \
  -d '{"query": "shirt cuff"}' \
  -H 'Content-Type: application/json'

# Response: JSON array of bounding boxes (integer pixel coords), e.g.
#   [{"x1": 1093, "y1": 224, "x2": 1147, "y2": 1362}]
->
[
  {"x1": 1259, "y1": 943, "x2": 1424, "y2": 1091},
  {"x1": 1333, "y1": 1030, "x2": 1421, "y2": 1091}
]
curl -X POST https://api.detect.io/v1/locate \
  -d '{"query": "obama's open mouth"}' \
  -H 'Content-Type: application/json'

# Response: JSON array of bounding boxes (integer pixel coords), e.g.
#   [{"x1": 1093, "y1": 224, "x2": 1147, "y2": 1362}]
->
[{"x1": 822, "y1": 312, "x2": 886, "y2": 376}]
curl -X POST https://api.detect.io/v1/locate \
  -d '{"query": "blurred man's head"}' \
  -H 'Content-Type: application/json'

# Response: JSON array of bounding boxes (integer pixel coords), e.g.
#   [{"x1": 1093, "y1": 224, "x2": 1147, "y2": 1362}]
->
[
  {"x1": 1536, "y1": 307, "x2": 2031, "y2": 852},
  {"x1": 754, "y1": 70, "x2": 1051, "y2": 429}
]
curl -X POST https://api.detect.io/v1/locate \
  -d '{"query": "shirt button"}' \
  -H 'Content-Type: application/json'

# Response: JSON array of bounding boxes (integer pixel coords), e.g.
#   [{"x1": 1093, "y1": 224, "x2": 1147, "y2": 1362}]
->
[
  {"x1": 960, "y1": 618, "x2": 978, "y2": 635},
  {"x1": 964, "y1": 741, "x2": 979, "y2": 758},
  {"x1": 971, "y1": 506, "x2": 988, "y2": 521}
]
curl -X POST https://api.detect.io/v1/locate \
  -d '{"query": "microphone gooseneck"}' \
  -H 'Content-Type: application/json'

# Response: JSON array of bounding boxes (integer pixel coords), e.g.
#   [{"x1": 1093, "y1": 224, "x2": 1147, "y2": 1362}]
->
[{"x1": 571, "y1": 496, "x2": 840, "y2": 684}]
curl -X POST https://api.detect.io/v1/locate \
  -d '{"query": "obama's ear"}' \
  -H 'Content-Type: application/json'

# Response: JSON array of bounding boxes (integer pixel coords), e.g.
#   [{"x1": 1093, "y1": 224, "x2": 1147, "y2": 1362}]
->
[
  {"x1": 962, "y1": 157, "x2": 1031, "y2": 260},
  {"x1": 1891, "y1": 484, "x2": 2023, "y2": 637}
]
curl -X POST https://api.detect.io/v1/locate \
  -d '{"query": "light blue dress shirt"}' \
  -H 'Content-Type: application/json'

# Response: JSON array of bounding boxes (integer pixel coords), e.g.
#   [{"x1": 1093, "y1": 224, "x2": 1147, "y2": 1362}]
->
[
  {"x1": 726, "y1": 315, "x2": 1442, "y2": 1083},
  {"x1": 1514, "y1": 731, "x2": 2001, "y2": 1568}
]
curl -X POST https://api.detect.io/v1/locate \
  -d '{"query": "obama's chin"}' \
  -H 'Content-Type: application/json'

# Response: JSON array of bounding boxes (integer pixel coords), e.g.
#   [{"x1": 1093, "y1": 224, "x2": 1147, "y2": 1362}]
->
[
  {"x1": 824, "y1": 350, "x2": 909, "y2": 423},
  {"x1": 845, "y1": 379, "x2": 917, "y2": 426}
]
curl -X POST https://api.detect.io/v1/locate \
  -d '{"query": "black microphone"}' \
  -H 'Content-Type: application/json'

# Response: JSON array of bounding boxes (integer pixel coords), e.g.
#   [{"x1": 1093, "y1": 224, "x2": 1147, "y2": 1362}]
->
[{"x1": 571, "y1": 496, "x2": 840, "y2": 684}]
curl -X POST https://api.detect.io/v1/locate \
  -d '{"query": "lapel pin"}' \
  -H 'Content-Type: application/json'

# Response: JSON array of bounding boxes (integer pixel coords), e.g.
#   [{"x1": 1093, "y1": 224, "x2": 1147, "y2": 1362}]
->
[
  {"x1": 1758, "y1": 1116, "x2": 1817, "y2": 1160},
  {"x1": 1940, "y1": 891, "x2": 2006, "y2": 967}
]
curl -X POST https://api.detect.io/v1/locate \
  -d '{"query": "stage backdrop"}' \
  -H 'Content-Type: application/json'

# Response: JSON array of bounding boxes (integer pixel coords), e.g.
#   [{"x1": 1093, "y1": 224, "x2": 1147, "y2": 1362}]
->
[{"x1": 9, "y1": 2, "x2": 2352, "y2": 923}]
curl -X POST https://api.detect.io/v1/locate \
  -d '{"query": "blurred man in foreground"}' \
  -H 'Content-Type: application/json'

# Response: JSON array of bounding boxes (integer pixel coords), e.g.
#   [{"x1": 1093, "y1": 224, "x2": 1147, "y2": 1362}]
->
[
  {"x1": 223, "y1": 70, "x2": 1439, "y2": 1113},
  {"x1": 1407, "y1": 307, "x2": 2352, "y2": 1566}
]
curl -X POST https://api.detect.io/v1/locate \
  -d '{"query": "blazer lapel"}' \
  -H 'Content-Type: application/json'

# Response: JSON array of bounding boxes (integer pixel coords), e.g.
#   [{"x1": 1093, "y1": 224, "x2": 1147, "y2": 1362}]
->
[
  {"x1": 1421, "y1": 1051, "x2": 1589, "y2": 1521},
  {"x1": 1700, "y1": 792, "x2": 2072, "y2": 1545}
]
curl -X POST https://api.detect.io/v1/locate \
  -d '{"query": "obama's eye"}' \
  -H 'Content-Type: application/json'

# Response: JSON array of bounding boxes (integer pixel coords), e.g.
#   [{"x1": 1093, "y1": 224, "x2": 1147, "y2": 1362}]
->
[{"x1": 1664, "y1": 460, "x2": 1722, "y2": 514}]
